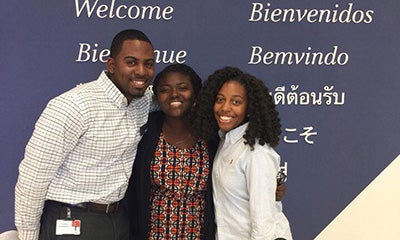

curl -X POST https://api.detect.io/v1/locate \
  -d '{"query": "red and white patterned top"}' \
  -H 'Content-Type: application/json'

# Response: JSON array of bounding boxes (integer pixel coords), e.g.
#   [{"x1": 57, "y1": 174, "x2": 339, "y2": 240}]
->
[{"x1": 149, "y1": 133, "x2": 210, "y2": 239}]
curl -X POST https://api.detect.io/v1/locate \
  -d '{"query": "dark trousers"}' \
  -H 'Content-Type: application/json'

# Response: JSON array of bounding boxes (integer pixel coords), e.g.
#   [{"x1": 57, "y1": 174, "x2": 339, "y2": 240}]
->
[{"x1": 39, "y1": 201, "x2": 130, "y2": 240}]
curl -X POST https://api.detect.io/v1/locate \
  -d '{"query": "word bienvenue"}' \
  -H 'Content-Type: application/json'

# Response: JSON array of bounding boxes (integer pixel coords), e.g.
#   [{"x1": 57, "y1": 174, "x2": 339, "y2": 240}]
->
[{"x1": 76, "y1": 43, "x2": 187, "y2": 64}]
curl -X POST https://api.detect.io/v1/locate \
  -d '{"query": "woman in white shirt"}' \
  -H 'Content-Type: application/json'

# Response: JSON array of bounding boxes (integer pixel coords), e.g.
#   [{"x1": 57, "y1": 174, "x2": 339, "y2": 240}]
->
[{"x1": 191, "y1": 67, "x2": 293, "y2": 240}]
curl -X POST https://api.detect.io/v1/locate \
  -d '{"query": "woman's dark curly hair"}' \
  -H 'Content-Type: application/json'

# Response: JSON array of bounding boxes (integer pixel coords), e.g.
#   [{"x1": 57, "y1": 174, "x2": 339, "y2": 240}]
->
[{"x1": 190, "y1": 66, "x2": 281, "y2": 148}]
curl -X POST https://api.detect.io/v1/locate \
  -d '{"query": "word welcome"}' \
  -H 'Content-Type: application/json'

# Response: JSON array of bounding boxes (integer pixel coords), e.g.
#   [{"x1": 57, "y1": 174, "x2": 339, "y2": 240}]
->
[{"x1": 75, "y1": 0, "x2": 174, "y2": 20}]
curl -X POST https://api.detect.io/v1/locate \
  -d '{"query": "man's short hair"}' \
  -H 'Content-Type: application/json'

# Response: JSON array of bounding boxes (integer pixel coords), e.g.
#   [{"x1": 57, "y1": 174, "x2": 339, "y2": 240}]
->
[{"x1": 109, "y1": 29, "x2": 153, "y2": 58}]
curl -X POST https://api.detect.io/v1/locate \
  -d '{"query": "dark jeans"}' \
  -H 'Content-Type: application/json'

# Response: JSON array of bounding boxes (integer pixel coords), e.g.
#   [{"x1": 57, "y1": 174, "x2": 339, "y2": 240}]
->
[{"x1": 39, "y1": 201, "x2": 130, "y2": 240}]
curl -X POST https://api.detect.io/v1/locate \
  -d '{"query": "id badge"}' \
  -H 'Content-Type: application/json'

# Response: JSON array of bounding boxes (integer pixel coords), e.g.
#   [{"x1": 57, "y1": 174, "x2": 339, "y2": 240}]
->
[{"x1": 55, "y1": 219, "x2": 81, "y2": 235}]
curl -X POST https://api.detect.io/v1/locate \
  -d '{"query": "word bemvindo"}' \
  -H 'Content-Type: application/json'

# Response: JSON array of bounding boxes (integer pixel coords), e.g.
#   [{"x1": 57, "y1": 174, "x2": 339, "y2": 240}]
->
[
  {"x1": 248, "y1": 46, "x2": 349, "y2": 66},
  {"x1": 249, "y1": 2, "x2": 374, "y2": 24},
  {"x1": 75, "y1": 43, "x2": 187, "y2": 64},
  {"x1": 75, "y1": 0, "x2": 174, "y2": 20}
]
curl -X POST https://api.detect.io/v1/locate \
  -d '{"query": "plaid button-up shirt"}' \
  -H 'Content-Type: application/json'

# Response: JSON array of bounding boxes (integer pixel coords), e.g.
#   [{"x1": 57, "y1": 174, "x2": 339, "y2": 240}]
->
[{"x1": 15, "y1": 71, "x2": 154, "y2": 240}]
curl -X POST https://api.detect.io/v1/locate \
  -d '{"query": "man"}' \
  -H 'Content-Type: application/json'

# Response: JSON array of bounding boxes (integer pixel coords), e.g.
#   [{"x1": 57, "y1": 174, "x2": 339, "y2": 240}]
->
[{"x1": 15, "y1": 29, "x2": 155, "y2": 240}]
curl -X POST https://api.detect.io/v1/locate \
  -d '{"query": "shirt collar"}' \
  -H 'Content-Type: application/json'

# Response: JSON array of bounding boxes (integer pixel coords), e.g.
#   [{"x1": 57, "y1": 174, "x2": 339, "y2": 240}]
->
[
  {"x1": 98, "y1": 70, "x2": 128, "y2": 108},
  {"x1": 219, "y1": 122, "x2": 249, "y2": 144}
]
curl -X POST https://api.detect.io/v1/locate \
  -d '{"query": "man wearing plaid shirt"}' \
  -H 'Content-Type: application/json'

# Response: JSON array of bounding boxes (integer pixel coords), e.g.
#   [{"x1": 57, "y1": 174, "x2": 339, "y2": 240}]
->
[{"x1": 15, "y1": 29, "x2": 155, "y2": 240}]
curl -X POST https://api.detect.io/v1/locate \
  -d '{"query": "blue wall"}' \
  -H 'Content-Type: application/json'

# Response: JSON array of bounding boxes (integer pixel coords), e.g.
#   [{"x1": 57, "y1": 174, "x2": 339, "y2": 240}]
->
[{"x1": 1, "y1": 1, "x2": 399, "y2": 239}]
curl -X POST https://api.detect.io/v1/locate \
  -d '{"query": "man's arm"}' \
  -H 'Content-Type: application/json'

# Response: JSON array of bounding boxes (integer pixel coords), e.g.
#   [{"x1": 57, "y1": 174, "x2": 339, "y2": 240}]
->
[{"x1": 15, "y1": 96, "x2": 85, "y2": 240}]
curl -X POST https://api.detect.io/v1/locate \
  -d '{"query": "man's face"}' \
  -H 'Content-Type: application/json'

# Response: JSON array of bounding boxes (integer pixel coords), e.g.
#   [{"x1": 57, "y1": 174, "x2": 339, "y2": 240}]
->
[{"x1": 107, "y1": 39, "x2": 154, "y2": 103}]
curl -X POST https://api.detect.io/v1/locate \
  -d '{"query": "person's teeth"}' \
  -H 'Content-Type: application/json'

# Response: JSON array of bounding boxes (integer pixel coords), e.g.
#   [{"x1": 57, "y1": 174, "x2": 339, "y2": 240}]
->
[{"x1": 220, "y1": 116, "x2": 232, "y2": 121}]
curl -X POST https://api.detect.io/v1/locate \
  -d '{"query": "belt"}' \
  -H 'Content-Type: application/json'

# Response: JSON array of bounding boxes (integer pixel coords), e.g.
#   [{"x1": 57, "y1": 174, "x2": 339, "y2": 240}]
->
[
  {"x1": 48, "y1": 200, "x2": 120, "y2": 214},
  {"x1": 73, "y1": 202, "x2": 120, "y2": 214}
]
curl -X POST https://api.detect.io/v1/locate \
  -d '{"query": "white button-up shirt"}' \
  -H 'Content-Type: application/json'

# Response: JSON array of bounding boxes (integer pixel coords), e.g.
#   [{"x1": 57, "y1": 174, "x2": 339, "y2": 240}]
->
[
  {"x1": 15, "y1": 71, "x2": 154, "y2": 240},
  {"x1": 212, "y1": 122, "x2": 292, "y2": 240}
]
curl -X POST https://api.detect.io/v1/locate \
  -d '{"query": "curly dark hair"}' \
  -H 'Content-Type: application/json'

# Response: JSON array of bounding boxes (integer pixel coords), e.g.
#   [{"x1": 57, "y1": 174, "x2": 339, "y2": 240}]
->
[{"x1": 190, "y1": 66, "x2": 281, "y2": 148}]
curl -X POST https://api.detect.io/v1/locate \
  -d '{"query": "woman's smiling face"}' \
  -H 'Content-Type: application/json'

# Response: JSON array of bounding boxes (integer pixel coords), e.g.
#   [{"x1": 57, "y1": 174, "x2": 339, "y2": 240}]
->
[
  {"x1": 156, "y1": 72, "x2": 194, "y2": 118},
  {"x1": 213, "y1": 80, "x2": 248, "y2": 132}
]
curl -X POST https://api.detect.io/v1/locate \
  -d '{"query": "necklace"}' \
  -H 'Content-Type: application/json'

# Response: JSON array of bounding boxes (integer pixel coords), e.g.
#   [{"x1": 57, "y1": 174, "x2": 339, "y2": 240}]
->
[
  {"x1": 162, "y1": 125, "x2": 195, "y2": 148},
  {"x1": 173, "y1": 133, "x2": 195, "y2": 146}
]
